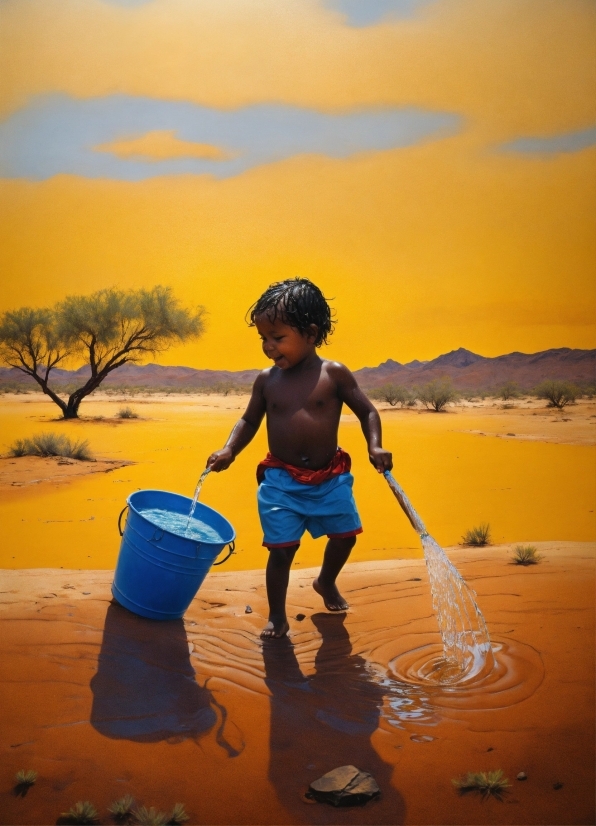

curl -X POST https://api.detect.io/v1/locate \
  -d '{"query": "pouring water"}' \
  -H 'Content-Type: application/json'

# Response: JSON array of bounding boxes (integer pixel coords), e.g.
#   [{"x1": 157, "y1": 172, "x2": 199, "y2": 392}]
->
[{"x1": 384, "y1": 471, "x2": 493, "y2": 682}]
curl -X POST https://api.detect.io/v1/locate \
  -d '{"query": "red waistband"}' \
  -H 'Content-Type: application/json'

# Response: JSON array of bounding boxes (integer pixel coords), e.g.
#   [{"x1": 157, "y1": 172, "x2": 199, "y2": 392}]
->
[{"x1": 256, "y1": 447, "x2": 351, "y2": 486}]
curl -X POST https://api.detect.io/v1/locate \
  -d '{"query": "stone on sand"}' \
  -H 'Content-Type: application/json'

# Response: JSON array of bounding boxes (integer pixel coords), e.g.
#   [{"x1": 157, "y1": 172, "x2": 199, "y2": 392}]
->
[{"x1": 308, "y1": 765, "x2": 380, "y2": 807}]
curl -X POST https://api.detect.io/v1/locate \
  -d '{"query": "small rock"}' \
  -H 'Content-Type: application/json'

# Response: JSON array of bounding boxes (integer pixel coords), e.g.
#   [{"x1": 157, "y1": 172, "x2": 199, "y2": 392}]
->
[
  {"x1": 308, "y1": 765, "x2": 380, "y2": 807},
  {"x1": 517, "y1": 772, "x2": 527, "y2": 781},
  {"x1": 507, "y1": 433, "x2": 516, "y2": 437},
  {"x1": 407, "y1": 577, "x2": 422, "y2": 582},
  {"x1": 245, "y1": 605, "x2": 252, "y2": 614},
  {"x1": 487, "y1": 747, "x2": 494, "y2": 752},
  {"x1": 296, "y1": 613, "x2": 306, "y2": 621},
  {"x1": 553, "y1": 781, "x2": 563, "y2": 790},
  {"x1": 82, "y1": 592, "x2": 91, "y2": 595}
]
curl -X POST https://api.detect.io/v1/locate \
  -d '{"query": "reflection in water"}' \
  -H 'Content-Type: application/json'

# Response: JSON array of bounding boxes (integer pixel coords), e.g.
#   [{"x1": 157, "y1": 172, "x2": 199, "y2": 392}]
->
[
  {"x1": 90, "y1": 602, "x2": 217, "y2": 742},
  {"x1": 263, "y1": 614, "x2": 405, "y2": 823}
]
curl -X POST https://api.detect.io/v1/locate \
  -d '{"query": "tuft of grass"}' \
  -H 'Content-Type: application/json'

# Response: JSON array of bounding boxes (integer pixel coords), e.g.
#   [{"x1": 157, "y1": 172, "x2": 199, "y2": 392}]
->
[
  {"x1": 15, "y1": 769, "x2": 37, "y2": 786},
  {"x1": 108, "y1": 794, "x2": 135, "y2": 820},
  {"x1": 168, "y1": 803, "x2": 190, "y2": 825},
  {"x1": 60, "y1": 801, "x2": 100, "y2": 824},
  {"x1": 8, "y1": 432, "x2": 93, "y2": 461},
  {"x1": 116, "y1": 406, "x2": 139, "y2": 419},
  {"x1": 133, "y1": 806, "x2": 169, "y2": 826},
  {"x1": 462, "y1": 523, "x2": 491, "y2": 546},
  {"x1": 452, "y1": 769, "x2": 510, "y2": 800},
  {"x1": 512, "y1": 545, "x2": 542, "y2": 565}
]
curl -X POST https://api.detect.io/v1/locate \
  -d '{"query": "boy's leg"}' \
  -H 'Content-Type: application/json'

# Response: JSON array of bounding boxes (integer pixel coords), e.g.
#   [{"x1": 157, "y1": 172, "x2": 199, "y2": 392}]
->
[
  {"x1": 262, "y1": 544, "x2": 300, "y2": 639},
  {"x1": 313, "y1": 535, "x2": 356, "y2": 611}
]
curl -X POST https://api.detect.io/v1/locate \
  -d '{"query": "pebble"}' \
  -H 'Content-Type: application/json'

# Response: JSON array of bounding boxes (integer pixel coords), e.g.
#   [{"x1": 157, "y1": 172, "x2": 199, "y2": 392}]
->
[
  {"x1": 296, "y1": 613, "x2": 306, "y2": 621},
  {"x1": 553, "y1": 781, "x2": 563, "y2": 790},
  {"x1": 517, "y1": 772, "x2": 527, "y2": 781},
  {"x1": 245, "y1": 605, "x2": 252, "y2": 614}
]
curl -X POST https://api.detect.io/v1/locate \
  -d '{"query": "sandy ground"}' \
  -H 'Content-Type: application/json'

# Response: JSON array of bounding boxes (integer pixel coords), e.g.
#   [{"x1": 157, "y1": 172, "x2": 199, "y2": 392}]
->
[
  {"x1": 1, "y1": 394, "x2": 594, "y2": 493},
  {"x1": 0, "y1": 542, "x2": 593, "y2": 825},
  {"x1": 0, "y1": 456, "x2": 132, "y2": 490}
]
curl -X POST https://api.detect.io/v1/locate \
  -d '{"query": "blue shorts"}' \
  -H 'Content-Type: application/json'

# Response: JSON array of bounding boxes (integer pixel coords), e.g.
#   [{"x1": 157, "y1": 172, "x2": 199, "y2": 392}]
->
[{"x1": 257, "y1": 468, "x2": 363, "y2": 549}]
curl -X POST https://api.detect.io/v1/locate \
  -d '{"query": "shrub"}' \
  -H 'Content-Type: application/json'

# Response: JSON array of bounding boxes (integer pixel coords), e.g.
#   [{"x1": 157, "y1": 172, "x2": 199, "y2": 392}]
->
[
  {"x1": 417, "y1": 379, "x2": 458, "y2": 412},
  {"x1": 371, "y1": 384, "x2": 413, "y2": 407},
  {"x1": 60, "y1": 801, "x2": 100, "y2": 824},
  {"x1": 498, "y1": 381, "x2": 520, "y2": 401},
  {"x1": 133, "y1": 807, "x2": 169, "y2": 826},
  {"x1": 8, "y1": 432, "x2": 93, "y2": 461},
  {"x1": 512, "y1": 545, "x2": 542, "y2": 565},
  {"x1": 108, "y1": 794, "x2": 135, "y2": 820},
  {"x1": 462, "y1": 523, "x2": 491, "y2": 546},
  {"x1": 534, "y1": 380, "x2": 579, "y2": 409},
  {"x1": 116, "y1": 406, "x2": 139, "y2": 419},
  {"x1": 452, "y1": 770, "x2": 510, "y2": 800},
  {"x1": 14, "y1": 769, "x2": 37, "y2": 786},
  {"x1": 168, "y1": 803, "x2": 190, "y2": 825}
]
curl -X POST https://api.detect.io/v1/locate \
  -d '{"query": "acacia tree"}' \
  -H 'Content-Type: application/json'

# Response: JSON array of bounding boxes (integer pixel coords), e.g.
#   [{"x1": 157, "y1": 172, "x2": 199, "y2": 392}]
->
[
  {"x1": 0, "y1": 286, "x2": 205, "y2": 418},
  {"x1": 373, "y1": 384, "x2": 413, "y2": 407},
  {"x1": 535, "y1": 379, "x2": 578, "y2": 410}
]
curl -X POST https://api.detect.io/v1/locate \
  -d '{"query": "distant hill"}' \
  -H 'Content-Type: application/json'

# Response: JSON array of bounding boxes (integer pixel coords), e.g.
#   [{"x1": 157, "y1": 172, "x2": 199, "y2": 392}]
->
[{"x1": 1, "y1": 347, "x2": 594, "y2": 393}]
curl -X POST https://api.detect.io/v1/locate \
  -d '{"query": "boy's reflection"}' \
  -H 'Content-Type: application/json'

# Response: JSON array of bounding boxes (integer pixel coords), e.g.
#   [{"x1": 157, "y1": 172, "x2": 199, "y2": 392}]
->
[
  {"x1": 90, "y1": 602, "x2": 216, "y2": 743},
  {"x1": 263, "y1": 613, "x2": 405, "y2": 823}
]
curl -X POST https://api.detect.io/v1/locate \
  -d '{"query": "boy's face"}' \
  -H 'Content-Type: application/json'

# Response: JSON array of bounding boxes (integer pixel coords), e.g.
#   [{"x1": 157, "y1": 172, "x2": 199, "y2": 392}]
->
[{"x1": 254, "y1": 313, "x2": 317, "y2": 370}]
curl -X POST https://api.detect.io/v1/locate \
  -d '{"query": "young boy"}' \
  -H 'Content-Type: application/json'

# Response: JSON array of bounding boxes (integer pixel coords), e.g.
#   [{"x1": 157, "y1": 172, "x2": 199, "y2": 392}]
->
[{"x1": 207, "y1": 278, "x2": 392, "y2": 638}]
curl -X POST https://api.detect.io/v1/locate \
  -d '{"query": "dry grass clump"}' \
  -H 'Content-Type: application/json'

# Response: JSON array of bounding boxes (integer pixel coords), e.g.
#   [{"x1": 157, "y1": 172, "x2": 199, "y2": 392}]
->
[
  {"x1": 60, "y1": 800, "x2": 100, "y2": 824},
  {"x1": 133, "y1": 806, "x2": 169, "y2": 826},
  {"x1": 452, "y1": 769, "x2": 510, "y2": 800},
  {"x1": 116, "y1": 406, "x2": 139, "y2": 419},
  {"x1": 168, "y1": 803, "x2": 190, "y2": 824},
  {"x1": 512, "y1": 545, "x2": 543, "y2": 565},
  {"x1": 462, "y1": 523, "x2": 491, "y2": 546},
  {"x1": 9, "y1": 432, "x2": 93, "y2": 461},
  {"x1": 14, "y1": 768, "x2": 37, "y2": 796},
  {"x1": 108, "y1": 794, "x2": 135, "y2": 821}
]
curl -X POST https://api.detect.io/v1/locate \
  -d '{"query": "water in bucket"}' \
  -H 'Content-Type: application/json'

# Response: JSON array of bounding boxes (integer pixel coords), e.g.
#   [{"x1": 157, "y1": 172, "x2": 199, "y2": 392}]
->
[
  {"x1": 140, "y1": 508, "x2": 224, "y2": 543},
  {"x1": 384, "y1": 471, "x2": 493, "y2": 683}
]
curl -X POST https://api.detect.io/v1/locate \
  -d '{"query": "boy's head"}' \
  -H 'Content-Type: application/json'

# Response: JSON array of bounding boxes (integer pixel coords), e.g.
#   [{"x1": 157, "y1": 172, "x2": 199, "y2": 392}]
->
[{"x1": 248, "y1": 278, "x2": 334, "y2": 347}]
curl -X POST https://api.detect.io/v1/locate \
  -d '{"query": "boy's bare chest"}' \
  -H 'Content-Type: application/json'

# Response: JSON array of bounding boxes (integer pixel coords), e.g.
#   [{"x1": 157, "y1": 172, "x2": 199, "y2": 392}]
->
[{"x1": 264, "y1": 374, "x2": 341, "y2": 416}]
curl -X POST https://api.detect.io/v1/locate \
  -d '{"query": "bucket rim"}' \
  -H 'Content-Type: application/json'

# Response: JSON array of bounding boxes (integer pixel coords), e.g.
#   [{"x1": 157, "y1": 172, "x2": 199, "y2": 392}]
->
[{"x1": 125, "y1": 488, "x2": 236, "y2": 545}]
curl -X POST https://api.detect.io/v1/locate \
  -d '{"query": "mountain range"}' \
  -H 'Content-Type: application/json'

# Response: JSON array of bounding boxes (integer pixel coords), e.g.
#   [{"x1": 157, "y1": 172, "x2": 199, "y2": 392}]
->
[
  {"x1": 0, "y1": 347, "x2": 596, "y2": 390},
  {"x1": 0, "y1": 347, "x2": 594, "y2": 392}
]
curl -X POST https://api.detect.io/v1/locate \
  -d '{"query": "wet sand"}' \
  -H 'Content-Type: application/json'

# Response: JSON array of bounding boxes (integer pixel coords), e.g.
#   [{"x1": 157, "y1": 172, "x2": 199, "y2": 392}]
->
[
  {"x1": 0, "y1": 455, "x2": 132, "y2": 490},
  {"x1": 1, "y1": 542, "x2": 593, "y2": 825}
]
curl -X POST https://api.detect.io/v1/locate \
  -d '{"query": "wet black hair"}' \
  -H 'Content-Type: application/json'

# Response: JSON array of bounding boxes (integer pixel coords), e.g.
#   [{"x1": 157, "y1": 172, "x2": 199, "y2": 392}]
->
[{"x1": 247, "y1": 278, "x2": 335, "y2": 347}]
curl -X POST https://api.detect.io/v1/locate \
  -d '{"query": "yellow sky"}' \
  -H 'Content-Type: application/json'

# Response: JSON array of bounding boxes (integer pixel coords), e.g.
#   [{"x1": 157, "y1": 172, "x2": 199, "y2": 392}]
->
[{"x1": 1, "y1": 0, "x2": 595, "y2": 370}]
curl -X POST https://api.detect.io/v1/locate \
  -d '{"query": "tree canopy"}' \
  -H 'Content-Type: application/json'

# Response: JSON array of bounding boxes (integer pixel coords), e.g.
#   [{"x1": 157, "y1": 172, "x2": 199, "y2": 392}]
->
[{"x1": 0, "y1": 286, "x2": 206, "y2": 418}]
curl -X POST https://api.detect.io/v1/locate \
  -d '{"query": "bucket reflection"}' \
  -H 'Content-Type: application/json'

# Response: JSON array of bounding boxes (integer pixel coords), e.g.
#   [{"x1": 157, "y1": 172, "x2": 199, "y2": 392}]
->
[{"x1": 90, "y1": 602, "x2": 217, "y2": 742}]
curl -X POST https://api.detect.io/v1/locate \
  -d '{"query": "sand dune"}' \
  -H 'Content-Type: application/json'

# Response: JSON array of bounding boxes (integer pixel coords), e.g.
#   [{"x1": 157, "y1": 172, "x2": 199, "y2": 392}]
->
[{"x1": 1, "y1": 542, "x2": 593, "y2": 825}]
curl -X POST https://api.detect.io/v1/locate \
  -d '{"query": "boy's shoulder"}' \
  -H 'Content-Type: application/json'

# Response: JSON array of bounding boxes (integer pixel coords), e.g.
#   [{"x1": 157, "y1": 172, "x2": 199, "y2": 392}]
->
[{"x1": 320, "y1": 358, "x2": 358, "y2": 383}]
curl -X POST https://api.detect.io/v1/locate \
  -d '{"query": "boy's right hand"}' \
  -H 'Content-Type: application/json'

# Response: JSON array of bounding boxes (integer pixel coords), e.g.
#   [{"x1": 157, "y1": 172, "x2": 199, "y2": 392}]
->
[{"x1": 206, "y1": 447, "x2": 235, "y2": 472}]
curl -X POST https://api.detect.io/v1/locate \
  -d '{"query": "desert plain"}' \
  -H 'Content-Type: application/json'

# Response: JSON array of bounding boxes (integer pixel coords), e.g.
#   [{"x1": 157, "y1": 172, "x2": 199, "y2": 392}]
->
[{"x1": 0, "y1": 392, "x2": 594, "y2": 825}]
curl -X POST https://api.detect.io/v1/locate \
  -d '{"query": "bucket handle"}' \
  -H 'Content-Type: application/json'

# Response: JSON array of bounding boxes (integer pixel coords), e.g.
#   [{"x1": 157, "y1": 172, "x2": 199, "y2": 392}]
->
[
  {"x1": 212, "y1": 540, "x2": 235, "y2": 566},
  {"x1": 117, "y1": 505, "x2": 129, "y2": 536}
]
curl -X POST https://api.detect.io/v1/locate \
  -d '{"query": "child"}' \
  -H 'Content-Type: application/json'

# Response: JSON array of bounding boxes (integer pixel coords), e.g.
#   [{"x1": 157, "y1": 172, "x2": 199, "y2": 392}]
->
[{"x1": 207, "y1": 278, "x2": 392, "y2": 638}]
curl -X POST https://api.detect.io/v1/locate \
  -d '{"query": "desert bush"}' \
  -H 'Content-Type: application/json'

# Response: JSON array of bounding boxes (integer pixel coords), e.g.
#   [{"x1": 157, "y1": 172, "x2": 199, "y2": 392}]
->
[
  {"x1": 370, "y1": 384, "x2": 413, "y2": 407},
  {"x1": 60, "y1": 801, "x2": 99, "y2": 824},
  {"x1": 534, "y1": 380, "x2": 579, "y2": 409},
  {"x1": 8, "y1": 432, "x2": 93, "y2": 461},
  {"x1": 462, "y1": 523, "x2": 491, "y2": 546},
  {"x1": 512, "y1": 545, "x2": 542, "y2": 565},
  {"x1": 417, "y1": 379, "x2": 458, "y2": 412},
  {"x1": 117, "y1": 406, "x2": 139, "y2": 419},
  {"x1": 452, "y1": 770, "x2": 510, "y2": 800},
  {"x1": 108, "y1": 794, "x2": 135, "y2": 820},
  {"x1": 14, "y1": 769, "x2": 37, "y2": 787},
  {"x1": 168, "y1": 803, "x2": 190, "y2": 825},
  {"x1": 133, "y1": 806, "x2": 169, "y2": 826},
  {"x1": 497, "y1": 381, "x2": 520, "y2": 401}
]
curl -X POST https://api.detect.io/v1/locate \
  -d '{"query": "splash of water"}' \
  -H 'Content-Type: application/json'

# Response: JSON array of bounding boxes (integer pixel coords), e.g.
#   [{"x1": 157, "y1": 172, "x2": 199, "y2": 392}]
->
[
  {"x1": 384, "y1": 471, "x2": 493, "y2": 682},
  {"x1": 185, "y1": 468, "x2": 211, "y2": 535}
]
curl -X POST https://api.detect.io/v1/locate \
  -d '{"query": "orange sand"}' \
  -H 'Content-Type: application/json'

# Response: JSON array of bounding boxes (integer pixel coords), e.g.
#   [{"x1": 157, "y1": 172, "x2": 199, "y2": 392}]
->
[{"x1": 0, "y1": 542, "x2": 594, "y2": 825}]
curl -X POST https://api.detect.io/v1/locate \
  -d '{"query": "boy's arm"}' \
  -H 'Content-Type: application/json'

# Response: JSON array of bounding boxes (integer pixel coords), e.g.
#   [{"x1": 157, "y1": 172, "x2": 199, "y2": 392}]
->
[
  {"x1": 206, "y1": 372, "x2": 267, "y2": 471},
  {"x1": 330, "y1": 362, "x2": 393, "y2": 473}
]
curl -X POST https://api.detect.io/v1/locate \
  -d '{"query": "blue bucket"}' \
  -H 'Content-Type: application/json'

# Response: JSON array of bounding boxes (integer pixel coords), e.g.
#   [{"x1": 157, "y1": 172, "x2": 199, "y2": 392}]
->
[{"x1": 112, "y1": 489, "x2": 236, "y2": 620}]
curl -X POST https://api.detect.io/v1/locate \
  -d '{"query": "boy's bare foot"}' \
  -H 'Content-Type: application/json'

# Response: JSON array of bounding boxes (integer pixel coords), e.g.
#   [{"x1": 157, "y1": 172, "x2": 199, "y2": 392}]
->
[
  {"x1": 313, "y1": 578, "x2": 349, "y2": 611},
  {"x1": 260, "y1": 618, "x2": 290, "y2": 639}
]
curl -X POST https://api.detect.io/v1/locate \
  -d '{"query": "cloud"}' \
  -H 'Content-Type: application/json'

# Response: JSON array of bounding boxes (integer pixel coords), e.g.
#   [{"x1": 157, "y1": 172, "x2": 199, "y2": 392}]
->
[
  {"x1": 324, "y1": 0, "x2": 433, "y2": 27},
  {"x1": 0, "y1": 94, "x2": 461, "y2": 180},
  {"x1": 500, "y1": 125, "x2": 596, "y2": 155}
]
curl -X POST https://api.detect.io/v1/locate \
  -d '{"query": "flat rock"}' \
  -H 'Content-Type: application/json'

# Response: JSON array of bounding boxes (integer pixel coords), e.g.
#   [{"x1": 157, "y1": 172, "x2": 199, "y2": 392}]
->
[{"x1": 308, "y1": 765, "x2": 380, "y2": 807}]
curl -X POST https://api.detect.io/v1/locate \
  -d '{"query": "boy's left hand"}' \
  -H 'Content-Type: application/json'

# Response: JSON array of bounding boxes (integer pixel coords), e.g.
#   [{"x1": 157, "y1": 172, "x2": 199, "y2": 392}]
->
[{"x1": 369, "y1": 447, "x2": 393, "y2": 473}]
